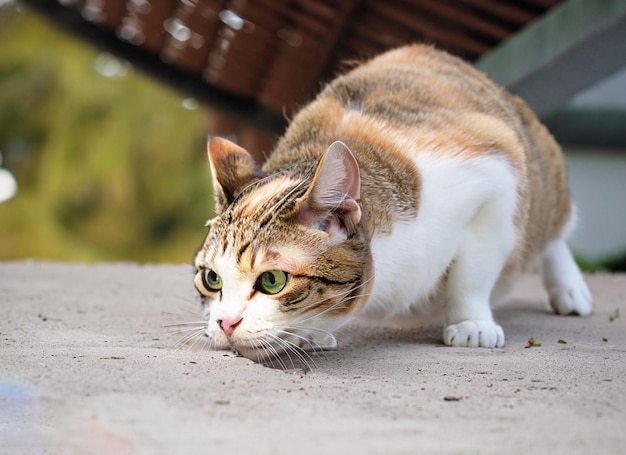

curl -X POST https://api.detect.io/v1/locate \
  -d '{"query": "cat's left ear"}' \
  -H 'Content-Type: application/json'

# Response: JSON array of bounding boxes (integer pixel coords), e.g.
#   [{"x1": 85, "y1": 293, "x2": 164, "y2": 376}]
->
[
  {"x1": 298, "y1": 141, "x2": 362, "y2": 237},
  {"x1": 207, "y1": 137, "x2": 266, "y2": 211}
]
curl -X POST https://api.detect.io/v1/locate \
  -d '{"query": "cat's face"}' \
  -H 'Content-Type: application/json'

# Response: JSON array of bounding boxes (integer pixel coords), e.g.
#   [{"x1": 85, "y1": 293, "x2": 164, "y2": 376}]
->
[{"x1": 194, "y1": 138, "x2": 372, "y2": 362}]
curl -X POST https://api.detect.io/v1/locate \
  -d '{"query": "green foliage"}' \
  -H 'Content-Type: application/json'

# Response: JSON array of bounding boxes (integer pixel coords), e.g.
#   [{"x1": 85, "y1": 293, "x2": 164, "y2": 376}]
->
[
  {"x1": 575, "y1": 251, "x2": 626, "y2": 273},
  {"x1": 0, "y1": 8, "x2": 214, "y2": 263}
]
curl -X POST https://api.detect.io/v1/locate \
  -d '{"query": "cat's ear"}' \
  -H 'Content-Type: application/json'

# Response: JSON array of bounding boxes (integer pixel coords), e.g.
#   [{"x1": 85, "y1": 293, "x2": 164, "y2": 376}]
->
[
  {"x1": 298, "y1": 141, "x2": 362, "y2": 238},
  {"x1": 207, "y1": 137, "x2": 266, "y2": 211}
]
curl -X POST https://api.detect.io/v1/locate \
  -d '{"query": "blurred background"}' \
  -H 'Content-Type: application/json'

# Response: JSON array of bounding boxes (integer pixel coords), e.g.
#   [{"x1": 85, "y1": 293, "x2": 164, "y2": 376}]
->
[
  {"x1": 0, "y1": 0, "x2": 624, "y2": 268},
  {"x1": 0, "y1": 5, "x2": 216, "y2": 262}
]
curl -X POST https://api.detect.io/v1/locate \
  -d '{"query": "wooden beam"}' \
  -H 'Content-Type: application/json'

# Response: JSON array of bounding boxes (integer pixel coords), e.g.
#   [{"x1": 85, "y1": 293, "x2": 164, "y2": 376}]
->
[
  {"x1": 20, "y1": 0, "x2": 287, "y2": 134},
  {"x1": 476, "y1": 0, "x2": 626, "y2": 118},
  {"x1": 544, "y1": 107, "x2": 626, "y2": 148}
]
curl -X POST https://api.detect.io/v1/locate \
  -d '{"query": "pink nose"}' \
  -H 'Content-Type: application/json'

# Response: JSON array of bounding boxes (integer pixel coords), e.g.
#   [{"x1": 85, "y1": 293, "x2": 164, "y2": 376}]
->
[{"x1": 217, "y1": 317, "x2": 242, "y2": 336}]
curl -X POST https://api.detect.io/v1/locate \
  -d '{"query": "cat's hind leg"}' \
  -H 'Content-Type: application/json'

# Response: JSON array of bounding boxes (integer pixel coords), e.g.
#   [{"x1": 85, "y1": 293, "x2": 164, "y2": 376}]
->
[{"x1": 541, "y1": 236, "x2": 593, "y2": 316}]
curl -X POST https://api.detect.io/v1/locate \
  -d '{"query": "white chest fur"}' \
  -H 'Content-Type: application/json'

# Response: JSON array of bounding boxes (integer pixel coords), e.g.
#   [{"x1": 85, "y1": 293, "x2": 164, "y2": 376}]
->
[{"x1": 357, "y1": 152, "x2": 519, "y2": 325}]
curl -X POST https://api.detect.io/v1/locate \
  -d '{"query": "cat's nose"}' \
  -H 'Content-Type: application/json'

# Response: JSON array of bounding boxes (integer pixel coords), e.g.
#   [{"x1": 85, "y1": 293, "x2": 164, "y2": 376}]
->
[{"x1": 217, "y1": 317, "x2": 242, "y2": 336}]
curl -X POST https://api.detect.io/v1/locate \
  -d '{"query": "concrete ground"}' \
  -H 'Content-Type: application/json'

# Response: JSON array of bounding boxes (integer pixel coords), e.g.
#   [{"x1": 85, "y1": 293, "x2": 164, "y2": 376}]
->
[{"x1": 1, "y1": 261, "x2": 625, "y2": 455}]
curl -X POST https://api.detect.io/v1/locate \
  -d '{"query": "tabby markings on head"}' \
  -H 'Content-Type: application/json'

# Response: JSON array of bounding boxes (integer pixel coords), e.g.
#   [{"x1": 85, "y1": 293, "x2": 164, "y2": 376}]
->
[{"x1": 194, "y1": 138, "x2": 371, "y2": 363}]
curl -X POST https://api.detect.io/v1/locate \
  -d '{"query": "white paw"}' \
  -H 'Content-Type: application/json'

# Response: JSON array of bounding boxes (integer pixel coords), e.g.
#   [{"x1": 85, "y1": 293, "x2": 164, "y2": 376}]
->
[
  {"x1": 546, "y1": 276, "x2": 593, "y2": 316},
  {"x1": 541, "y1": 237, "x2": 593, "y2": 317},
  {"x1": 443, "y1": 320, "x2": 505, "y2": 348}
]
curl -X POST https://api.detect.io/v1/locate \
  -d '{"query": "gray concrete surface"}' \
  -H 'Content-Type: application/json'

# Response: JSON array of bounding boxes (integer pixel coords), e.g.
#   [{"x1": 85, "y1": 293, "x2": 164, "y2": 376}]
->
[{"x1": 1, "y1": 261, "x2": 625, "y2": 454}]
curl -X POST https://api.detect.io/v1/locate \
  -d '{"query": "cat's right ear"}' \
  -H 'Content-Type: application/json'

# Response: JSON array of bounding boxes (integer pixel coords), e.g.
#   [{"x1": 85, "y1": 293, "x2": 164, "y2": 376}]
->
[{"x1": 207, "y1": 137, "x2": 266, "y2": 211}]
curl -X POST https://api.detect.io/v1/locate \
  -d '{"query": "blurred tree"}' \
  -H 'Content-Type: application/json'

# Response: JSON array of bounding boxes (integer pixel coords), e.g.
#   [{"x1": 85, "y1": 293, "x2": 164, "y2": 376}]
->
[{"x1": 0, "y1": 6, "x2": 214, "y2": 263}]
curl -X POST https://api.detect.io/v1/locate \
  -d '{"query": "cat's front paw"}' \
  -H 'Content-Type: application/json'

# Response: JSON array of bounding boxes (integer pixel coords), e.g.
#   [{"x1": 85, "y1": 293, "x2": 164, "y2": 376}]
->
[{"x1": 443, "y1": 320, "x2": 505, "y2": 348}]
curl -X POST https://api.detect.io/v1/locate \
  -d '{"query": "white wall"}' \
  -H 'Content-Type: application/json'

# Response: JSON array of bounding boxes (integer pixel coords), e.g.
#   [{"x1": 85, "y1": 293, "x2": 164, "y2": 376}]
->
[{"x1": 565, "y1": 147, "x2": 626, "y2": 260}]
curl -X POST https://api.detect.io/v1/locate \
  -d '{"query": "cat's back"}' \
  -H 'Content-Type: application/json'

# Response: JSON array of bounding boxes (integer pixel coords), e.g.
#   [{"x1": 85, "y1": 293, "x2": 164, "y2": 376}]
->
[
  {"x1": 328, "y1": 45, "x2": 516, "y2": 126},
  {"x1": 267, "y1": 44, "x2": 522, "y2": 156},
  {"x1": 264, "y1": 45, "x2": 538, "y2": 195}
]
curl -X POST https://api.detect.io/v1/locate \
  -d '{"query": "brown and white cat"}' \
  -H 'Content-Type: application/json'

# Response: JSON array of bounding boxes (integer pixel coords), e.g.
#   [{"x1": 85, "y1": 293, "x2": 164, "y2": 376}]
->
[{"x1": 193, "y1": 44, "x2": 592, "y2": 362}]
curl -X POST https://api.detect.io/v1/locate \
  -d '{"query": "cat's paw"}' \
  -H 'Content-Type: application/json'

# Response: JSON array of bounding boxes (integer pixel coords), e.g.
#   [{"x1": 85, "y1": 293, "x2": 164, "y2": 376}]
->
[
  {"x1": 546, "y1": 275, "x2": 593, "y2": 316},
  {"x1": 443, "y1": 320, "x2": 505, "y2": 348},
  {"x1": 541, "y1": 238, "x2": 593, "y2": 316}
]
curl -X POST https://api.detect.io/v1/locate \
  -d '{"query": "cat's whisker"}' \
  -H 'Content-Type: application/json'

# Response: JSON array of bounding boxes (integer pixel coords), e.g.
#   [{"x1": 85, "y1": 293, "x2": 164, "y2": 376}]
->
[
  {"x1": 258, "y1": 336, "x2": 289, "y2": 370},
  {"x1": 240, "y1": 333, "x2": 268, "y2": 365},
  {"x1": 161, "y1": 321, "x2": 206, "y2": 333},
  {"x1": 159, "y1": 294, "x2": 212, "y2": 351},
  {"x1": 289, "y1": 290, "x2": 353, "y2": 326},
  {"x1": 161, "y1": 294, "x2": 204, "y2": 310},
  {"x1": 238, "y1": 334, "x2": 259, "y2": 361},
  {"x1": 163, "y1": 319, "x2": 206, "y2": 335},
  {"x1": 187, "y1": 330, "x2": 210, "y2": 352},
  {"x1": 161, "y1": 305, "x2": 198, "y2": 313},
  {"x1": 319, "y1": 283, "x2": 376, "y2": 315},
  {"x1": 251, "y1": 338, "x2": 265, "y2": 366},
  {"x1": 177, "y1": 268, "x2": 197, "y2": 277},
  {"x1": 205, "y1": 334, "x2": 217, "y2": 353},
  {"x1": 284, "y1": 325, "x2": 336, "y2": 340},
  {"x1": 291, "y1": 276, "x2": 374, "y2": 326},
  {"x1": 273, "y1": 340, "x2": 299, "y2": 371},
  {"x1": 272, "y1": 330, "x2": 316, "y2": 359},
  {"x1": 171, "y1": 330, "x2": 201, "y2": 350},
  {"x1": 162, "y1": 308, "x2": 205, "y2": 318},
  {"x1": 331, "y1": 322, "x2": 358, "y2": 339},
  {"x1": 164, "y1": 327, "x2": 206, "y2": 345},
  {"x1": 162, "y1": 321, "x2": 206, "y2": 329},
  {"x1": 273, "y1": 330, "x2": 323, "y2": 367},
  {"x1": 261, "y1": 340, "x2": 287, "y2": 370},
  {"x1": 280, "y1": 325, "x2": 337, "y2": 352},
  {"x1": 181, "y1": 330, "x2": 205, "y2": 348},
  {"x1": 267, "y1": 333, "x2": 314, "y2": 371},
  {"x1": 165, "y1": 314, "x2": 209, "y2": 351},
  {"x1": 203, "y1": 335, "x2": 215, "y2": 352}
]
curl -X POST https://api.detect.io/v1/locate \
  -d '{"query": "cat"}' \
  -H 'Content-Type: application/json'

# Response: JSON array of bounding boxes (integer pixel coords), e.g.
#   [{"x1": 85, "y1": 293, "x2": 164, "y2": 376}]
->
[{"x1": 193, "y1": 44, "x2": 593, "y2": 363}]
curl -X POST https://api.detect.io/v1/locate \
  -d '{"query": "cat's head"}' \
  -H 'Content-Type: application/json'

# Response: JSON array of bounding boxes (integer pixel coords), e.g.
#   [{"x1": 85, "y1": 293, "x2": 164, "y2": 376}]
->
[{"x1": 194, "y1": 138, "x2": 372, "y2": 363}]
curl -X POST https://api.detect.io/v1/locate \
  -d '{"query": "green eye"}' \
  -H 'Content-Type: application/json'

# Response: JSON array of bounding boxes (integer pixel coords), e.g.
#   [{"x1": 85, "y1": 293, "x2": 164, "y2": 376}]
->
[
  {"x1": 257, "y1": 270, "x2": 288, "y2": 295},
  {"x1": 202, "y1": 269, "x2": 222, "y2": 292}
]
